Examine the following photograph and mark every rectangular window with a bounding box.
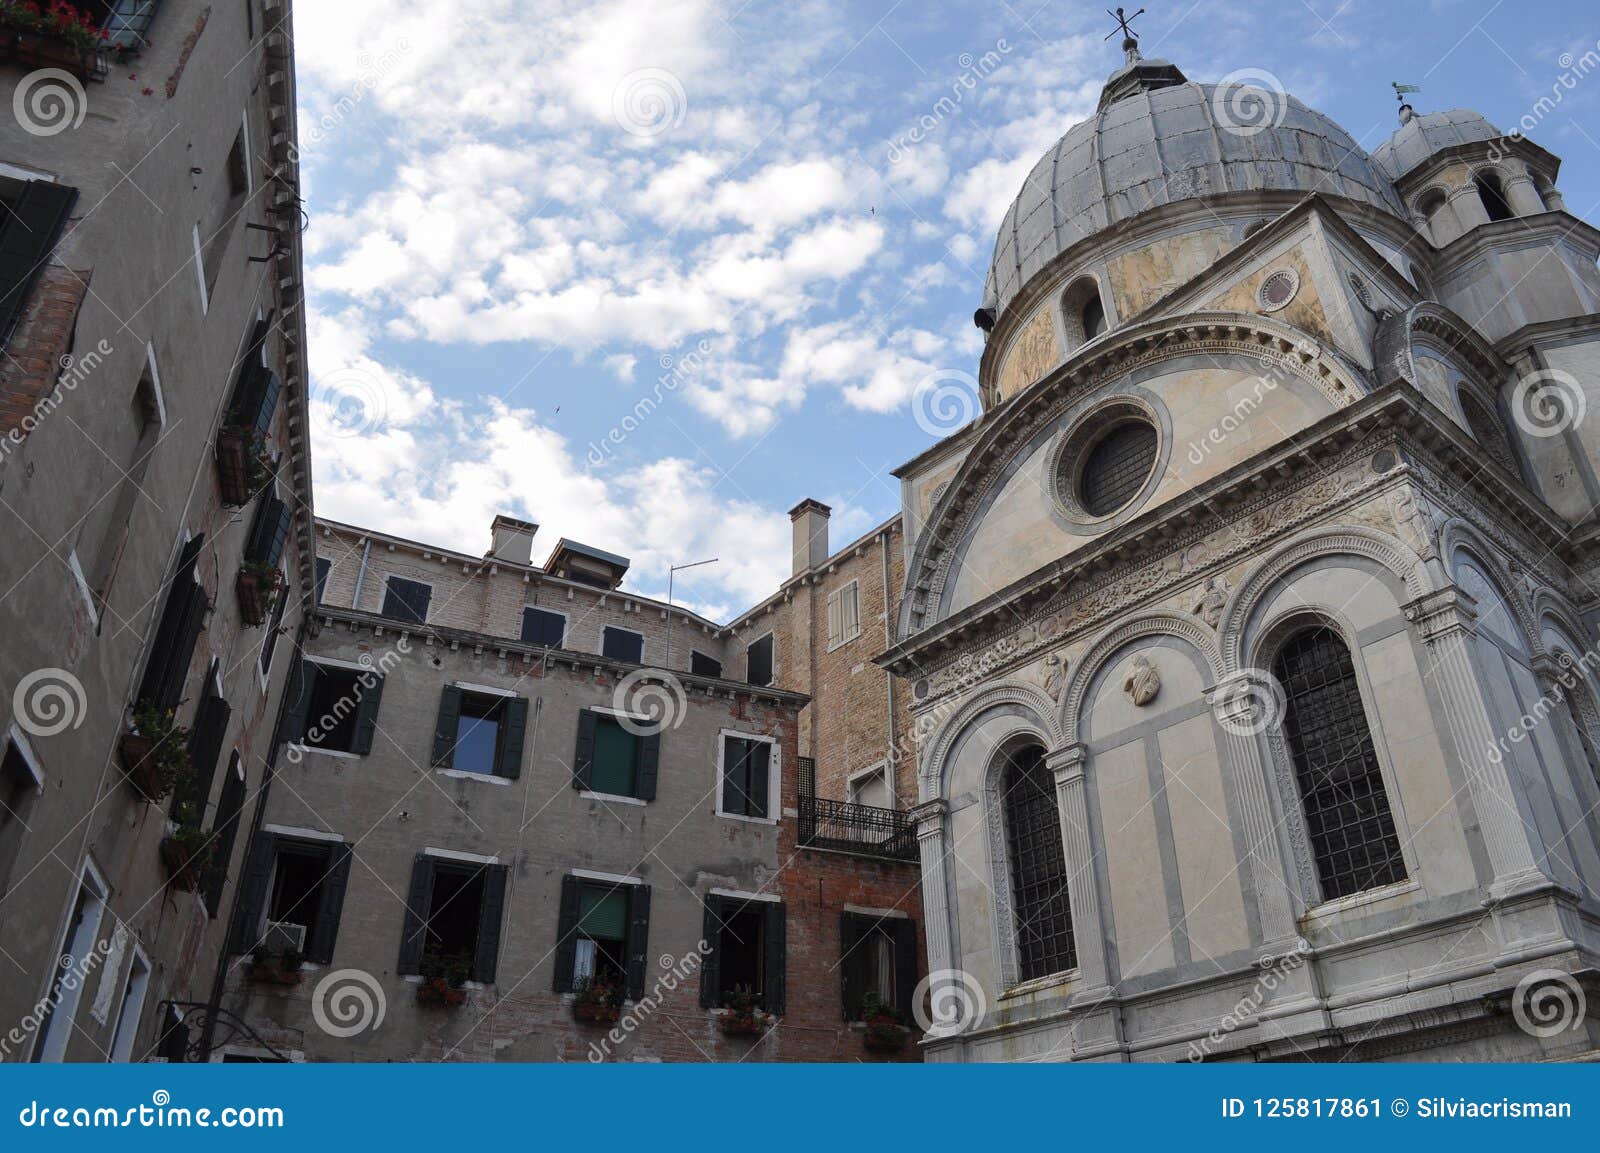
[34,862,107,1061]
[826,580,862,650]
[136,535,208,714]
[314,556,331,604]
[202,754,246,919]
[397,855,508,984]
[381,575,431,624]
[430,686,528,778]
[230,833,353,965]
[690,651,722,678]
[243,495,291,568]
[259,567,287,675]
[107,950,150,1063]
[553,875,651,1000]
[102,0,162,50]
[839,913,917,1021]
[847,763,892,808]
[287,660,385,756]
[521,606,566,647]
[173,662,230,827]
[79,352,164,626]
[0,175,77,347]
[572,710,659,800]
[719,733,774,820]
[601,626,644,664]
[700,895,785,1013]
[745,634,773,686]
[0,736,43,902]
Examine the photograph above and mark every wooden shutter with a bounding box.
[137,536,208,712]
[763,902,787,1014]
[178,681,231,823]
[839,913,864,1020]
[228,832,277,954]
[430,686,462,767]
[552,874,582,992]
[396,854,434,975]
[497,697,528,779]
[572,710,597,789]
[352,673,384,756]
[245,497,291,567]
[625,884,652,1000]
[698,897,722,1008]
[473,866,508,983]
[748,741,771,819]
[203,754,247,918]
[892,917,918,1020]
[636,730,659,801]
[826,589,842,649]
[841,582,860,642]
[281,659,313,744]
[0,179,77,345]
[720,737,744,814]
[309,843,353,964]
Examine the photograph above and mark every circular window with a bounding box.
[1257,268,1299,312]
[1078,420,1158,517]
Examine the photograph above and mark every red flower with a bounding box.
[141,87,152,95]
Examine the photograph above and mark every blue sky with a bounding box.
[290,0,1600,621]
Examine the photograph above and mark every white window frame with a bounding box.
[192,223,208,314]
[601,624,646,663]
[106,943,150,1063]
[34,857,109,1062]
[826,579,861,651]
[3,724,46,791]
[521,604,568,647]
[846,760,892,808]
[744,630,775,686]
[715,728,780,825]
[382,574,433,624]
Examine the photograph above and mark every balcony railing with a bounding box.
[797,793,918,862]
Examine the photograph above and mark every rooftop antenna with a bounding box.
[1392,81,1421,125]
[664,557,718,669]
[1105,6,1146,64]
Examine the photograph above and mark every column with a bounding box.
[1404,587,1550,898]
[910,799,954,980]
[1206,672,1301,950]
[1046,745,1112,997]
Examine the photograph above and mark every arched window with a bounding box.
[1000,744,1075,981]
[1061,277,1108,351]
[1416,188,1447,223]
[1474,170,1513,222]
[1081,294,1106,340]
[1458,389,1518,477]
[1273,627,1407,901]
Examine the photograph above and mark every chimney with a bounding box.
[488,514,539,566]
[788,499,831,576]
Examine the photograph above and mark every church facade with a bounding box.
[880,45,1600,1061]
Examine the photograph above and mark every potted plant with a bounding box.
[416,951,470,1007]
[717,987,770,1037]
[159,822,214,891]
[246,944,305,986]
[859,992,909,1054]
[4,1,106,79]
[236,561,283,627]
[571,975,623,1024]
[119,702,190,803]
[215,425,273,506]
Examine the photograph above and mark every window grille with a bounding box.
[1002,745,1075,981]
[1080,422,1156,516]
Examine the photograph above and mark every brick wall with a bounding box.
[0,266,89,444]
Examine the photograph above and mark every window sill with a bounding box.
[435,768,510,787]
[999,968,1078,1001]
[580,789,646,806]
[292,745,362,761]
[716,810,777,826]
[1303,879,1420,921]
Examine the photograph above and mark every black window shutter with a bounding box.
[430,686,462,767]
[721,738,744,814]
[137,536,207,712]
[572,710,597,789]
[228,832,277,954]
[396,854,434,975]
[309,843,353,965]
[636,731,659,800]
[748,741,771,818]
[281,659,313,744]
[698,897,722,1008]
[232,364,280,435]
[839,913,864,1021]
[473,866,508,983]
[552,874,582,992]
[892,917,918,1020]
[497,697,528,779]
[352,673,384,756]
[763,902,787,1014]
[203,754,247,918]
[178,685,231,823]
[0,180,77,346]
[625,884,651,1000]
[245,498,291,567]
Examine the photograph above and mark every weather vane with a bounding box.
[1391,81,1421,103]
[1105,7,1145,44]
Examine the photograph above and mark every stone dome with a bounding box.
[1372,109,1502,181]
[983,77,1406,321]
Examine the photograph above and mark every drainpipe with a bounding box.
[881,529,898,809]
[351,537,372,610]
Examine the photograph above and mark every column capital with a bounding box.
[910,798,949,838]
[1404,585,1479,643]
[1046,743,1088,784]
[1205,669,1280,729]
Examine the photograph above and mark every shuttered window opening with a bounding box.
[826,580,861,650]
[313,557,331,605]
[244,496,291,568]
[839,913,918,1021]
[430,686,528,778]
[520,606,565,647]
[285,661,384,756]
[690,650,722,678]
[601,626,644,664]
[552,875,652,1000]
[745,633,774,686]
[719,735,772,819]
[381,575,431,624]
[699,895,785,1013]
[136,535,209,714]
[571,709,659,800]
[174,662,231,826]
[202,754,247,919]
[229,833,353,965]
[396,855,508,984]
[0,176,78,348]
[258,568,288,676]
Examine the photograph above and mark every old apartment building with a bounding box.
[0,1,315,1061]
[219,511,924,1061]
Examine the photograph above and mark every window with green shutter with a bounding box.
[553,876,652,999]
[572,710,659,800]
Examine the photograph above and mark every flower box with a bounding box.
[119,732,166,801]
[573,1000,621,1024]
[246,961,304,986]
[415,977,468,1007]
[13,31,94,80]
[236,566,282,627]
[215,427,271,507]
[159,833,213,891]
[717,1012,768,1037]
[862,1018,909,1053]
